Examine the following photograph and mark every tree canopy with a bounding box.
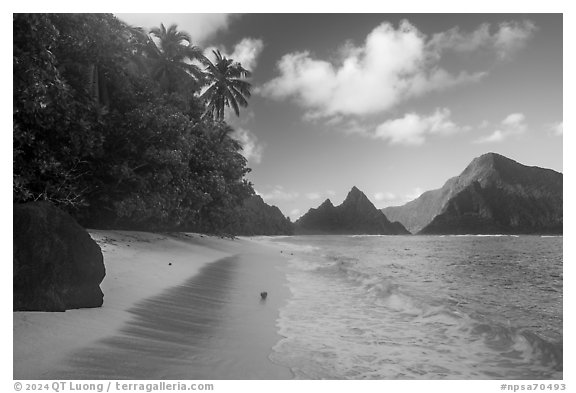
[13,13,255,232]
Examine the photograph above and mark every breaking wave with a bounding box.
[269,235,563,379]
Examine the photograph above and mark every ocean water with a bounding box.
[266,235,563,380]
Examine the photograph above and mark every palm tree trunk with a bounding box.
[86,64,100,103]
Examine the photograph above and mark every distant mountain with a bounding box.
[295,186,409,235]
[382,153,563,235]
[225,195,294,236]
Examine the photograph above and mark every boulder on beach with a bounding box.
[13,202,106,311]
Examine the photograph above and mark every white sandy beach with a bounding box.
[13,231,292,380]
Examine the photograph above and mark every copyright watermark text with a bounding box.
[500,384,566,392]
[13,382,214,392]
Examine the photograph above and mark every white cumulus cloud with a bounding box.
[260,20,484,118]
[374,108,462,146]
[230,128,264,164]
[474,113,527,143]
[493,20,538,60]
[260,18,536,119]
[549,121,563,136]
[205,38,264,71]
[427,20,537,60]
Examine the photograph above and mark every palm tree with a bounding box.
[200,50,252,121]
[140,23,205,93]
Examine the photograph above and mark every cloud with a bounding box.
[479,120,491,129]
[374,192,396,202]
[379,187,425,207]
[305,192,322,201]
[230,38,264,71]
[373,108,462,146]
[225,108,255,125]
[428,20,537,60]
[289,209,301,219]
[258,186,299,202]
[476,130,506,143]
[427,23,492,54]
[230,128,264,164]
[116,13,235,45]
[549,121,563,136]
[260,19,536,119]
[474,113,527,143]
[405,187,424,201]
[493,21,538,60]
[261,20,484,118]
[205,38,264,71]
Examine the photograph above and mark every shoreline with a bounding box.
[13,231,293,380]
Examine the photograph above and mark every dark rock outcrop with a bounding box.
[295,186,410,235]
[13,202,106,311]
[224,195,294,236]
[383,153,563,235]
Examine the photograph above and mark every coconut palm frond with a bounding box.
[137,23,206,93]
[200,50,253,121]
[224,88,241,117]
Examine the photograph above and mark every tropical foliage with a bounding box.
[144,23,205,93]
[13,13,254,232]
[200,50,252,121]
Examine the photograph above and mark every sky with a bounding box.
[115,13,563,221]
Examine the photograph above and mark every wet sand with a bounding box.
[14,232,292,380]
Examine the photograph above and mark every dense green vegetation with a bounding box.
[13,13,255,232]
[222,195,294,236]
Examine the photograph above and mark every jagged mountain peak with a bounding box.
[460,152,508,180]
[467,152,515,170]
[475,151,508,162]
[295,186,409,235]
[460,152,560,189]
[319,198,335,208]
[342,186,371,205]
[382,152,562,234]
